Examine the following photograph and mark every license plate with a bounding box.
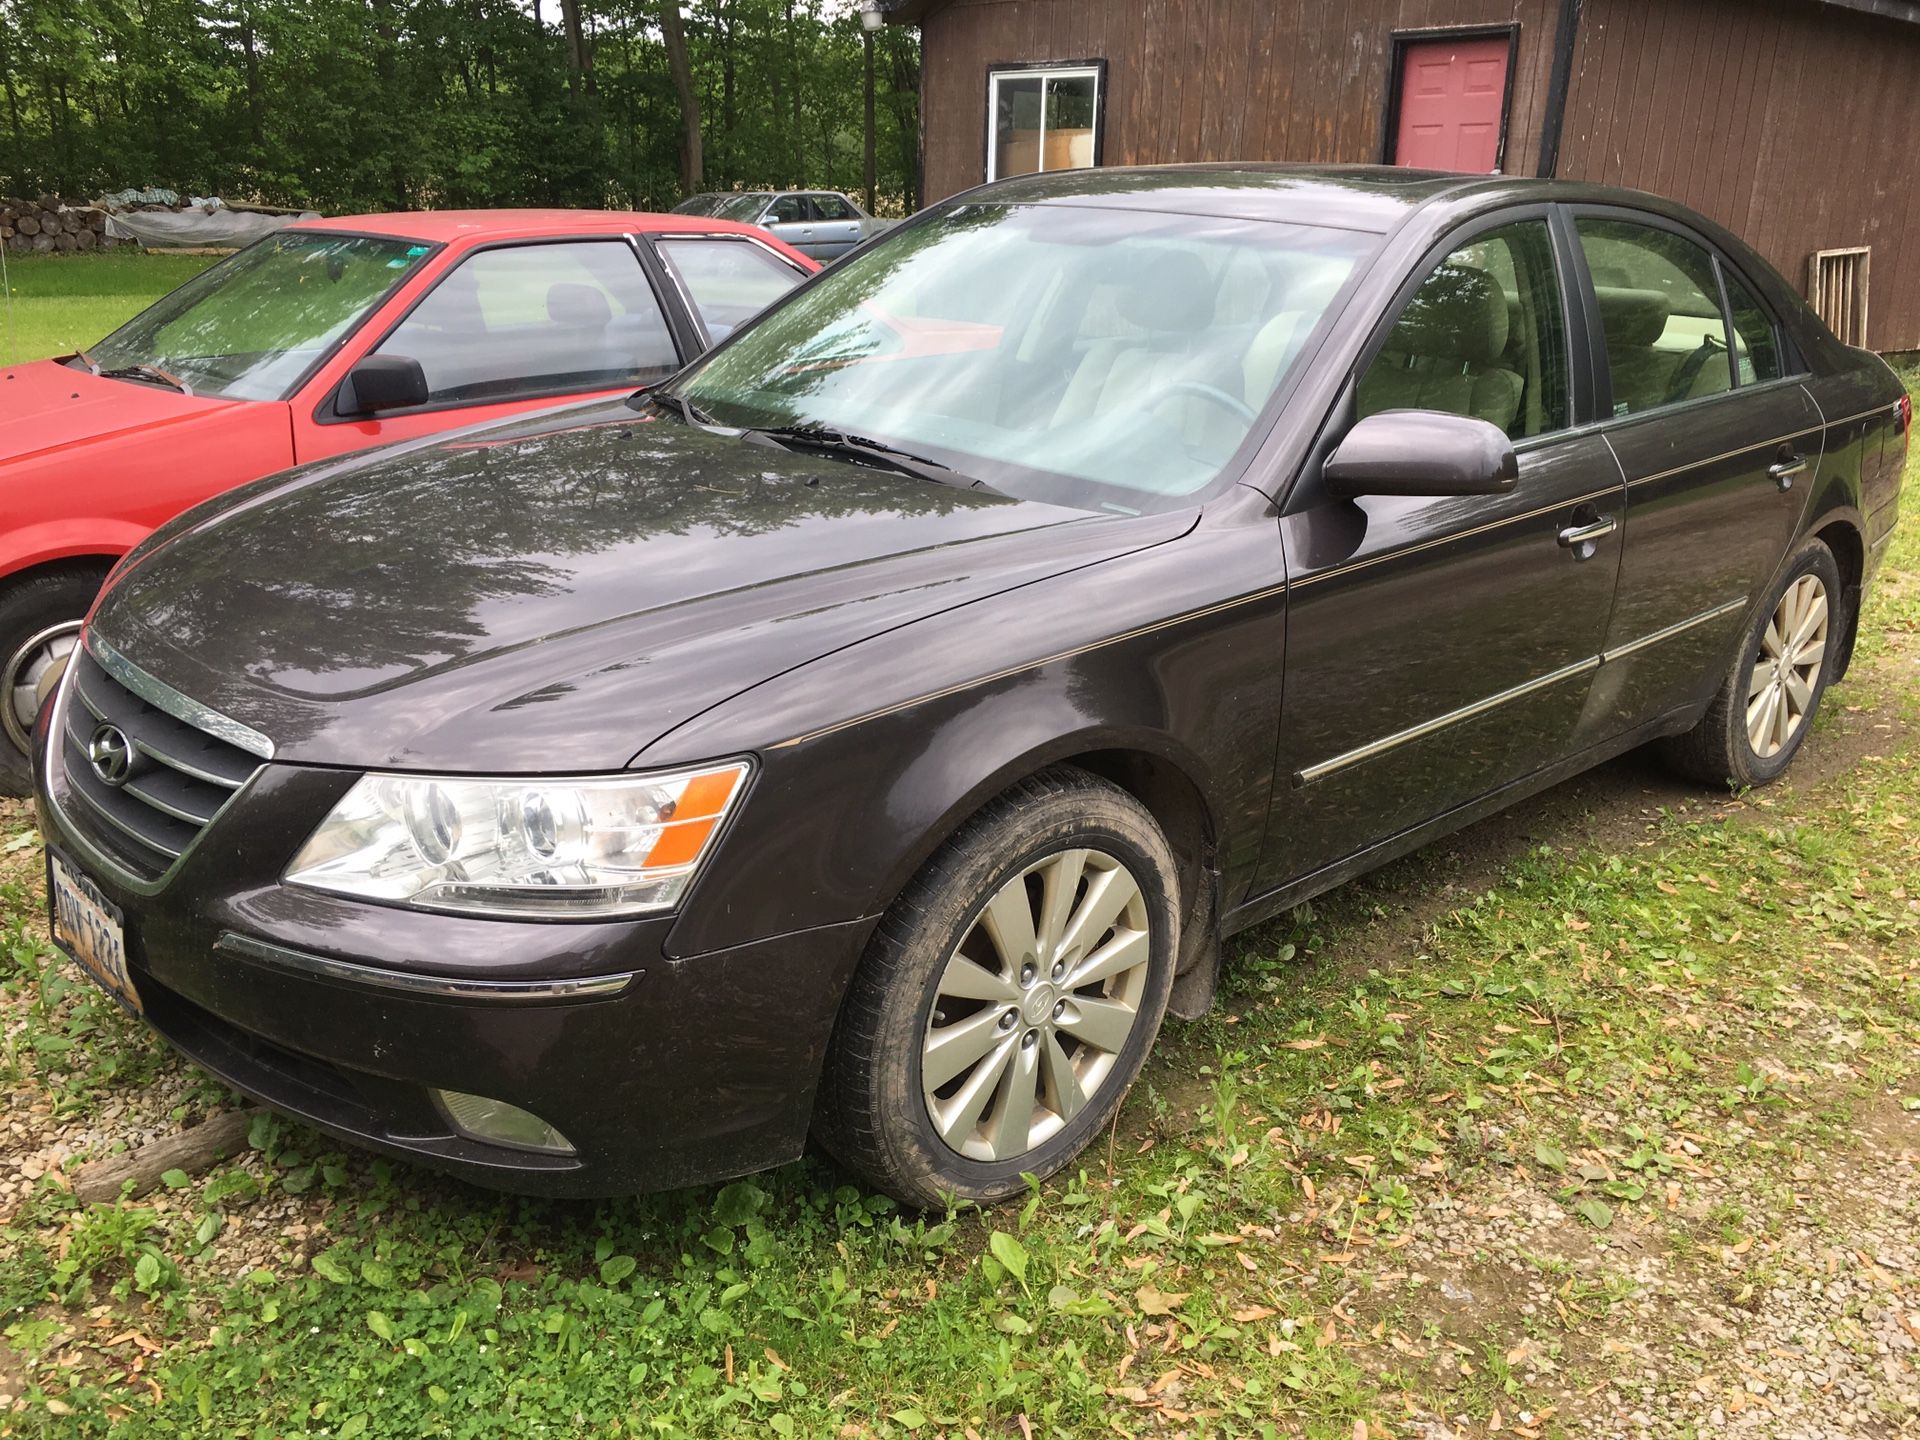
[48,851,141,1015]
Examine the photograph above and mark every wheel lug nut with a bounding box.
[1050,962,1065,981]
[1021,1030,1038,1049]
[1052,999,1065,1019]
[999,1010,1017,1030]
[1019,963,1036,986]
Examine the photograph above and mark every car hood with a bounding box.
[0,358,242,462]
[94,400,1191,771]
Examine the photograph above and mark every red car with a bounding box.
[0,209,816,791]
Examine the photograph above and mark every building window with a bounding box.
[987,63,1104,182]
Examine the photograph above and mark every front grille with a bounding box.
[59,651,262,880]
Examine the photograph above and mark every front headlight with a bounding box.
[284,760,750,918]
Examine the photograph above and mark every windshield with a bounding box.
[673,202,1377,512]
[83,231,431,400]
[673,194,727,216]
[710,194,772,223]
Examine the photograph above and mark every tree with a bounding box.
[0,0,919,216]
[659,0,703,192]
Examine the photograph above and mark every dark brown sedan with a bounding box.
[34,166,1908,1207]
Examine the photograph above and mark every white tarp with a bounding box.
[102,205,318,249]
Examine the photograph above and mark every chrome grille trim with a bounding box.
[49,644,268,890]
[90,635,274,759]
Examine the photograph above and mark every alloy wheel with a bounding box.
[1747,573,1828,759]
[2,620,81,757]
[920,847,1152,1163]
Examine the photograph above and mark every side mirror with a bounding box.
[1323,411,1519,499]
[337,354,429,416]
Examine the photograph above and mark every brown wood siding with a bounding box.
[916,0,1920,349]
[919,0,1560,199]
[1559,0,1920,350]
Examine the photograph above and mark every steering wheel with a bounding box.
[1152,379,1256,424]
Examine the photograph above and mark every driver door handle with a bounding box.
[1557,515,1618,555]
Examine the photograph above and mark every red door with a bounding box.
[1392,35,1511,173]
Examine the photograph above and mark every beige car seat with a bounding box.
[1053,252,1236,453]
[1594,285,1732,413]
[1355,264,1524,432]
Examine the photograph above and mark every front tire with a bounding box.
[1661,538,1843,788]
[815,767,1179,1208]
[2,566,111,797]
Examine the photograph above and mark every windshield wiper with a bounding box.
[630,384,712,426]
[69,347,100,376]
[100,363,192,395]
[744,424,994,492]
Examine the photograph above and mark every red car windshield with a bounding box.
[82,231,431,401]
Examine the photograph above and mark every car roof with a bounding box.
[288,209,778,244]
[965,163,1679,235]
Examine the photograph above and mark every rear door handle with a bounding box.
[1768,455,1806,491]
[1557,515,1618,559]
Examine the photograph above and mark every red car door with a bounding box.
[291,236,693,464]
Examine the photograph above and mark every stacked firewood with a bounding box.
[1,198,110,253]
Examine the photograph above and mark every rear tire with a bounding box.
[1661,538,1843,789]
[814,767,1179,1209]
[1,566,111,798]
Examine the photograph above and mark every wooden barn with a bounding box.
[877,0,1920,351]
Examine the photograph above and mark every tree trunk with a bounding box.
[720,1,736,181]
[240,10,265,148]
[0,15,24,151]
[787,0,801,181]
[560,0,590,96]
[862,28,876,214]
[660,0,702,193]
[885,31,921,210]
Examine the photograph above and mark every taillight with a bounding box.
[1900,392,1912,445]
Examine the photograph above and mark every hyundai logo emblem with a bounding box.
[88,722,135,787]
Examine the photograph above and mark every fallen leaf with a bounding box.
[1134,1284,1188,1316]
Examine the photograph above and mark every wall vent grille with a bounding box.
[1809,246,1871,347]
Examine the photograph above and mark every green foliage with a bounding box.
[0,0,920,215]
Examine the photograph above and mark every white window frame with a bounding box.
[986,63,1104,183]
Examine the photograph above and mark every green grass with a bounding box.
[0,251,218,366]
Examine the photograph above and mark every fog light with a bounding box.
[433,1089,575,1155]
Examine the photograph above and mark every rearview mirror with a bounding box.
[337,354,429,416]
[1323,411,1519,499]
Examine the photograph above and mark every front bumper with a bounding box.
[35,747,875,1197]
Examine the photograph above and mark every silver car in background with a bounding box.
[672,190,896,261]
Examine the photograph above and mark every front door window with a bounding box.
[1358,220,1569,440]
[375,241,678,407]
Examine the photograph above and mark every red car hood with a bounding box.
[0,359,241,462]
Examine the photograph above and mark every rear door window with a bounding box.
[1722,270,1784,385]
[658,238,806,342]
[1576,219,1733,416]
[812,194,857,221]
[375,241,679,406]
